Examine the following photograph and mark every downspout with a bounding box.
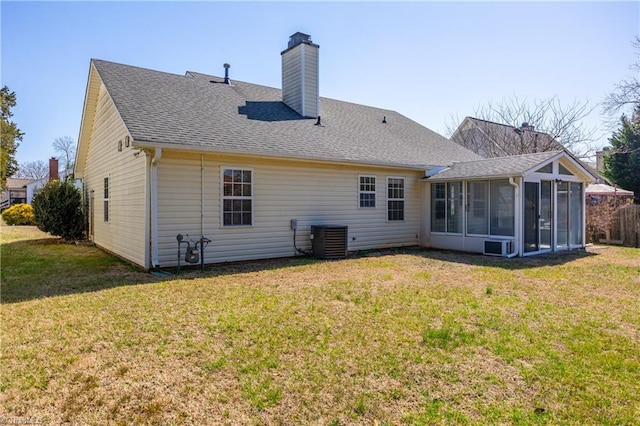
[201,155,205,238]
[151,148,162,268]
[507,177,520,258]
[581,182,587,249]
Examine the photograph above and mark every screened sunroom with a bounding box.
[425,151,596,257]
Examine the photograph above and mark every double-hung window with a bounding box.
[222,168,252,226]
[359,175,376,208]
[387,177,404,221]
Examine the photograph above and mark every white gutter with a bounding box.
[150,148,162,267]
[131,140,431,171]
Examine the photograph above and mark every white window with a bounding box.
[359,175,376,208]
[387,177,404,221]
[489,179,514,236]
[447,182,463,233]
[222,168,253,226]
[467,181,488,235]
[430,182,462,234]
[103,177,109,222]
[431,182,446,232]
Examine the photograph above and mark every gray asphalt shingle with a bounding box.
[92,59,481,169]
[427,151,562,180]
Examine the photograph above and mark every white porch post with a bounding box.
[510,177,523,257]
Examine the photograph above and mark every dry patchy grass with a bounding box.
[1,223,639,424]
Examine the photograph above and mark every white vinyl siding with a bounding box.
[82,80,148,268]
[155,152,420,266]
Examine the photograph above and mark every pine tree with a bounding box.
[1,86,23,189]
[603,107,640,203]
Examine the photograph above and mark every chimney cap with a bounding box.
[223,63,230,69]
[288,32,312,47]
[282,31,319,54]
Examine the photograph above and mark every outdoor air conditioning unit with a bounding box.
[311,225,348,259]
[483,240,512,257]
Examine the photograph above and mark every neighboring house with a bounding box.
[586,183,634,205]
[26,171,81,204]
[75,32,596,269]
[588,147,635,201]
[0,178,30,211]
[25,158,62,204]
[451,117,564,158]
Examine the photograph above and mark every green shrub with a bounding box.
[32,180,85,240]
[2,203,36,225]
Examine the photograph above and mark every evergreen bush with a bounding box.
[32,180,85,240]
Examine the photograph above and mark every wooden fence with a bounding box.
[608,204,640,248]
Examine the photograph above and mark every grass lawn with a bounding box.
[2,223,639,425]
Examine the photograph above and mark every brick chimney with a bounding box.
[49,157,59,182]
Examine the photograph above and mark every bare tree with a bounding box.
[15,160,48,180]
[447,96,598,159]
[52,136,76,173]
[603,37,640,115]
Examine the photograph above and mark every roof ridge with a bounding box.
[186,70,400,115]
[92,58,188,79]
[468,116,553,136]
[451,150,562,165]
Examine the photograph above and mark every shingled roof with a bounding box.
[90,59,480,169]
[427,151,563,180]
[451,117,563,158]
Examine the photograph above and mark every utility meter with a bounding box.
[185,248,199,263]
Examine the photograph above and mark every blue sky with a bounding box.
[1,1,638,165]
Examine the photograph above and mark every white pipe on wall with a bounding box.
[150,148,162,267]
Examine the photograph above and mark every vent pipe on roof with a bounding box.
[223,63,230,84]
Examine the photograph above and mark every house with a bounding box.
[23,157,82,204]
[74,32,596,269]
[450,116,564,158]
[586,183,634,205]
[1,178,30,211]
